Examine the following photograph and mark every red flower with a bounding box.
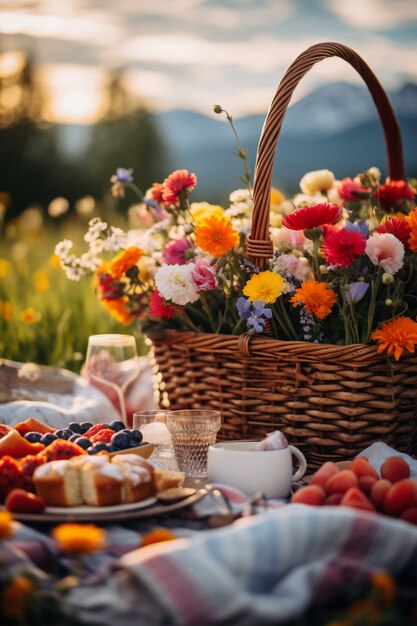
[378,180,415,210]
[95,272,124,301]
[338,177,370,201]
[282,203,342,231]
[150,182,165,204]
[323,228,366,267]
[162,170,197,205]
[376,218,412,247]
[149,289,174,319]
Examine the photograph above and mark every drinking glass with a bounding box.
[85,334,139,424]
[166,410,221,478]
[133,410,177,470]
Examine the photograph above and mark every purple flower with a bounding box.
[162,239,193,265]
[236,298,272,334]
[344,220,370,239]
[343,281,369,304]
[110,168,134,183]
[191,258,218,291]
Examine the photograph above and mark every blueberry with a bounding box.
[55,429,73,440]
[92,442,107,452]
[68,422,83,434]
[130,429,143,445]
[87,446,100,455]
[109,420,126,432]
[40,433,58,445]
[104,443,117,452]
[24,431,42,443]
[69,434,81,442]
[74,437,91,450]
[111,431,133,450]
[80,422,93,434]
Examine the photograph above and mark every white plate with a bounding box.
[46,497,157,516]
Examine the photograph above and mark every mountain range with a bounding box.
[155,82,417,202]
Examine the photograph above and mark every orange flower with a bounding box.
[109,247,142,280]
[0,300,13,321]
[52,523,106,554]
[195,215,239,257]
[1,576,34,619]
[102,297,133,325]
[371,316,417,361]
[371,570,396,604]
[290,280,337,319]
[20,307,40,324]
[406,207,417,252]
[141,528,177,547]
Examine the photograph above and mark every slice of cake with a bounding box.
[33,460,82,506]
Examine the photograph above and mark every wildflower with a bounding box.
[191,202,224,223]
[20,308,40,324]
[344,219,370,239]
[155,264,199,306]
[191,258,218,291]
[406,207,417,252]
[195,215,239,257]
[34,270,49,293]
[270,187,285,206]
[75,195,95,216]
[162,239,193,265]
[0,259,11,278]
[149,289,174,319]
[371,316,417,360]
[282,203,342,231]
[108,247,142,280]
[236,298,272,333]
[18,362,41,382]
[0,510,13,539]
[323,228,366,267]
[299,169,335,195]
[343,282,369,304]
[1,576,34,620]
[338,177,371,201]
[290,280,337,319]
[270,253,313,284]
[243,270,285,304]
[162,169,197,205]
[102,297,133,324]
[0,300,13,321]
[110,167,133,183]
[376,218,411,247]
[52,523,106,554]
[365,233,405,274]
[141,528,177,547]
[148,182,165,204]
[49,254,61,268]
[47,196,69,217]
[378,179,415,210]
[382,272,394,285]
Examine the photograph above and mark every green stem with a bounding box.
[219,108,252,195]
[125,182,144,201]
[366,267,383,342]
[312,238,322,281]
[199,292,216,332]
[176,308,201,332]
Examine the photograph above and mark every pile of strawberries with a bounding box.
[291,455,417,525]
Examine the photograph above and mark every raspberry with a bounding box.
[326,470,358,495]
[0,456,25,501]
[90,429,114,444]
[380,456,410,483]
[290,485,326,506]
[84,424,109,439]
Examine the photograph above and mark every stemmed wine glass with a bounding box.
[85,334,139,424]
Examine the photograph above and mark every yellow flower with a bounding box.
[270,187,285,206]
[243,271,285,304]
[190,202,224,223]
[34,270,50,293]
[141,528,177,547]
[0,510,14,540]
[1,576,34,620]
[102,297,134,325]
[20,307,40,324]
[406,207,417,252]
[371,316,417,361]
[300,169,335,195]
[290,280,337,319]
[371,570,396,604]
[0,259,11,279]
[195,215,239,257]
[52,523,106,554]
[49,254,61,268]
[0,300,13,322]
[109,247,142,280]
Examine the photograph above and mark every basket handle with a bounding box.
[247,41,405,269]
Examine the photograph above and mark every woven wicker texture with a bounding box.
[152,42,416,469]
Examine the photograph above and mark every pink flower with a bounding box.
[323,228,366,267]
[162,239,193,265]
[365,233,405,274]
[149,289,174,319]
[191,258,218,291]
[162,170,197,205]
[278,226,307,248]
[338,177,370,201]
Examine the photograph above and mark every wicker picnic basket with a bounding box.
[152,42,417,470]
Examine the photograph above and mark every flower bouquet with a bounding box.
[56,42,417,468]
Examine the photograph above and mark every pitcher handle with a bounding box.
[290,445,307,482]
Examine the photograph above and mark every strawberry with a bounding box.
[0,456,25,500]
[84,423,109,439]
[5,488,46,513]
[90,429,114,444]
[340,487,376,513]
[41,440,86,462]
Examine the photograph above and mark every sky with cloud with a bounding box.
[1,0,416,122]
